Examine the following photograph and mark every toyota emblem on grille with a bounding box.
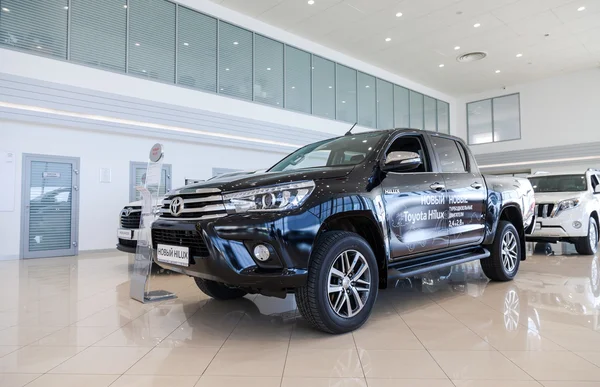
[122,208,132,217]
[170,197,185,216]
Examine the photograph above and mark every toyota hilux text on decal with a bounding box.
[151,129,535,333]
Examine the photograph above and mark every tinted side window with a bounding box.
[591,174,599,191]
[432,137,467,173]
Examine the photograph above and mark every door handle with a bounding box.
[471,182,483,189]
[430,182,445,191]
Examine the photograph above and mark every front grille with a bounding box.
[118,239,137,248]
[536,203,555,218]
[120,207,142,229]
[159,188,227,220]
[152,229,209,257]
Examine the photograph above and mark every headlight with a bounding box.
[556,198,580,213]
[223,181,315,213]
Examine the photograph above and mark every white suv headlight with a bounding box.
[224,181,315,213]
[556,198,580,214]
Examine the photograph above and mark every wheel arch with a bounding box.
[316,212,389,289]
[498,204,527,261]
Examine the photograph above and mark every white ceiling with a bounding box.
[209,0,600,96]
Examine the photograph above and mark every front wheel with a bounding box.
[481,221,521,281]
[575,217,598,255]
[295,231,379,334]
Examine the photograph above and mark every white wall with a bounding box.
[456,68,600,155]
[0,120,285,260]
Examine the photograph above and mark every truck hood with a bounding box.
[534,192,585,203]
[169,166,355,195]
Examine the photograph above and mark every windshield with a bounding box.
[528,175,587,193]
[269,132,386,172]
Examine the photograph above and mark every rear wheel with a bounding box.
[194,278,247,300]
[575,217,598,255]
[481,221,521,281]
[296,231,378,334]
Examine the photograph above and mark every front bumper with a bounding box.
[527,207,588,241]
[151,211,319,292]
[116,228,140,254]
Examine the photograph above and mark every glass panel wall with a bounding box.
[437,101,450,134]
[336,64,357,123]
[409,90,424,130]
[467,94,520,144]
[254,34,283,107]
[394,85,410,128]
[285,46,311,114]
[424,95,437,132]
[312,56,335,119]
[358,72,376,128]
[218,21,252,100]
[377,79,393,129]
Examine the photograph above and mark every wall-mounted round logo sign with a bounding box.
[149,143,164,162]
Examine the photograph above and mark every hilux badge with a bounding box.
[170,197,184,216]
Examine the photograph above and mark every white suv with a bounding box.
[527,169,600,255]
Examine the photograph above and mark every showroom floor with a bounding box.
[1,250,600,387]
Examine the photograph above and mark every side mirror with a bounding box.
[383,151,422,172]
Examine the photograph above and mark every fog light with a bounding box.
[573,221,582,229]
[253,244,270,261]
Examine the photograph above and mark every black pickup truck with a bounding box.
[151,129,535,333]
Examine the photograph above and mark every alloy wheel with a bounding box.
[590,220,598,254]
[327,250,371,318]
[502,231,518,273]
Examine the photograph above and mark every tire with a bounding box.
[194,278,247,300]
[575,217,598,256]
[295,231,379,334]
[481,221,521,281]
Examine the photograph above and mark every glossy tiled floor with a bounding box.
[1,246,600,387]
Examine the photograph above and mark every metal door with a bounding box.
[21,154,80,259]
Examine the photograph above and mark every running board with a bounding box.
[388,247,490,278]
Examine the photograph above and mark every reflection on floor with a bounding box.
[1,248,600,387]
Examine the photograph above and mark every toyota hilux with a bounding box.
[151,129,535,333]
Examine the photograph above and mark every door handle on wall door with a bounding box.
[471,182,483,189]
[430,183,445,191]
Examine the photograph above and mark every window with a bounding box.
[437,101,450,134]
[529,175,587,193]
[128,0,176,82]
[254,35,283,106]
[312,55,335,119]
[424,95,437,132]
[270,131,385,172]
[285,46,311,114]
[0,0,68,58]
[218,22,252,100]
[129,162,172,202]
[467,93,520,144]
[358,72,376,128]
[591,175,599,192]
[177,6,217,92]
[70,0,127,72]
[385,136,430,173]
[394,86,410,128]
[377,79,393,129]
[409,90,424,130]
[336,64,357,123]
[432,137,467,173]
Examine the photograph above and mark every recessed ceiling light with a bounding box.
[267,67,271,71]
[1,7,9,12]
[495,70,501,73]
[220,88,224,91]
[474,23,481,28]
[454,46,460,50]
[142,70,147,73]
[516,53,523,58]
[577,6,586,11]
[183,42,189,46]
[123,5,127,8]
[308,0,315,4]
[225,68,229,71]
[395,12,403,17]
[328,86,332,88]
[439,64,445,68]
[36,46,42,49]
[291,86,295,89]
[385,37,391,42]
[342,100,346,103]
[233,41,239,45]
[63,6,68,10]
[135,42,140,46]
